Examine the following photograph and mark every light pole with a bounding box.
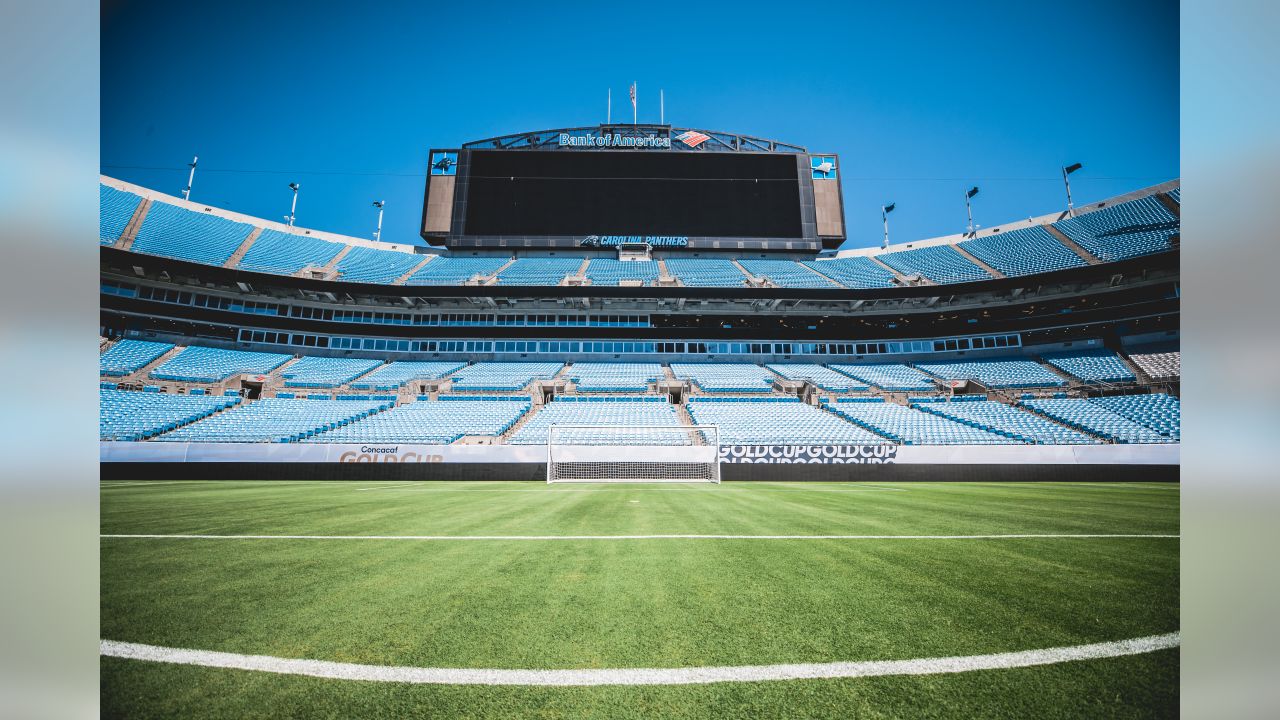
[965,186,980,235]
[1062,162,1082,216]
[372,200,385,242]
[182,155,198,201]
[881,202,896,249]
[285,182,299,227]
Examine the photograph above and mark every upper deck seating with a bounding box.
[131,201,254,266]
[1051,196,1179,261]
[584,259,659,286]
[496,257,582,285]
[958,226,1086,277]
[877,245,991,284]
[405,256,508,285]
[803,257,897,288]
[664,258,748,287]
[237,229,343,274]
[335,246,425,284]
[100,184,142,245]
[737,259,837,288]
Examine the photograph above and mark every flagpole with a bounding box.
[634,81,638,125]
[661,89,664,124]
[607,88,611,124]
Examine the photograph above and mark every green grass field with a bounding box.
[101,481,1179,718]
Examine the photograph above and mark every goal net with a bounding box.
[546,424,720,483]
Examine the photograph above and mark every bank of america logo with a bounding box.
[676,130,710,148]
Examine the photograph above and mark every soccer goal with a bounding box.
[546,424,720,483]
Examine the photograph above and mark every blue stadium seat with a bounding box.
[670,363,776,393]
[100,339,174,376]
[738,259,837,288]
[1051,196,1178,261]
[306,398,530,444]
[335,246,425,284]
[150,346,292,383]
[916,359,1066,388]
[689,397,888,445]
[406,256,508,285]
[131,201,254,266]
[238,229,343,274]
[1041,350,1136,383]
[914,400,1097,444]
[664,258,748,287]
[828,399,1010,445]
[568,362,663,392]
[1019,397,1174,443]
[766,364,871,391]
[509,397,683,445]
[803,257,897,288]
[100,388,239,441]
[877,245,991,284]
[449,362,563,391]
[496,257,583,285]
[349,361,466,390]
[584,258,660,286]
[100,184,142,245]
[828,363,936,391]
[1088,393,1180,440]
[158,397,392,443]
[958,226,1086,277]
[279,356,383,388]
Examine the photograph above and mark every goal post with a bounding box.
[546,424,720,483]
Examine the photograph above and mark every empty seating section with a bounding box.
[689,398,887,445]
[568,363,663,392]
[100,339,174,376]
[671,363,776,392]
[1130,351,1179,380]
[406,256,508,285]
[237,229,343,274]
[509,397,683,445]
[349,361,465,390]
[1090,394,1180,440]
[100,184,142,245]
[1167,188,1180,204]
[279,356,383,388]
[335,246,425,283]
[664,258,747,287]
[159,398,390,442]
[804,257,896,288]
[130,201,253,266]
[738,259,836,288]
[100,388,239,441]
[877,245,991,284]
[496,257,582,285]
[917,360,1066,388]
[829,400,1009,444]
[584,259,659,285]
[1019,398,1171,443]
[1042,350,1136,383]
[150,346,292,382]
[306,399,529,444]
[766,364,870,391]
[449,362,563,391]
[958,226,1086,277]
[915,400,1096,444]
[829,364,936,391]
[1052,196,1178,261]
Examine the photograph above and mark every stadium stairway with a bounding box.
[1044,224,1102,265]
[951,244,1006,279]
[728,259,759,286]
[392,256,434,285]
[485,257,519,284]
[498,399,546,443]
[1155,192,1182,217]
[224,228,263,269]
[114,197,151,251]
[870,255,917,285]
[320,244,354,273]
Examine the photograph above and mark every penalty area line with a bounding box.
[100,632,1179,686]
[99,533,1180,541]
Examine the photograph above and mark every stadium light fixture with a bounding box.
[372,200,385,242]
[1062,163,1083,216]
[881,202,896,249]
[181,155,198,201]
[286,182,300,227]
[965,186,980,235]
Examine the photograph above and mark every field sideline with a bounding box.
[101,481,1179,718]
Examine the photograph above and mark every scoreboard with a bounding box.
[421,125,846,252]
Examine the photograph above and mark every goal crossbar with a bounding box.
[546,424,720,483]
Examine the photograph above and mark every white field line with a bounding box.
[100,533,1179,541]
[100,632,1179,686]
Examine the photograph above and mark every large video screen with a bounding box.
[461,150,802,238]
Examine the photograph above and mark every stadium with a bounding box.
[99,117,1179,716]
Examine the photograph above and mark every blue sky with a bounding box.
[101,0,1178,249]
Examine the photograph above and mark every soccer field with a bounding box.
[100,481,1179,718]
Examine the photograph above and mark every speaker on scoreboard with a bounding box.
[809,154,845,246]
[421,150,458,244]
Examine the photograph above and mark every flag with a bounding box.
[1064,162,1082,174]
[629,82,636,110]
[967,186,980,198]
[884,202,896,214]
